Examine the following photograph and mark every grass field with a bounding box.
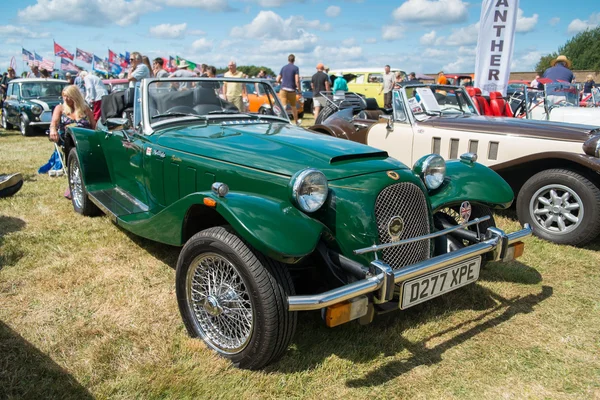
[1,124,600,399]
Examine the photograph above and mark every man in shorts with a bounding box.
[276,54,300,125]
[311,63,330,120]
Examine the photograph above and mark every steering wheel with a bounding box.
[165,106,198,115]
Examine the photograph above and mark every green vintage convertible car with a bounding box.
[2,78,68,136]
[61,77,531,369]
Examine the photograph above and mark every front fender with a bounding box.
[118,191,325,262]
[429,160,514,211]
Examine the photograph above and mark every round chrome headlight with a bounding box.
[31,105,42,115]
[421,154,446,190]
[291,168,328,213]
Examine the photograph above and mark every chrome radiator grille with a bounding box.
[374,182,431,269]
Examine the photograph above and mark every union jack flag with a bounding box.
[54,41,74,60]
[76,48,93,64]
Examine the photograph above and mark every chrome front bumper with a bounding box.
[287,222,531,312]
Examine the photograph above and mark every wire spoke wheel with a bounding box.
[529,184,583,234]
[186,253,254,354]
[69,160,84,210]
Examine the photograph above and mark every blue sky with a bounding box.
[0,0,598,76]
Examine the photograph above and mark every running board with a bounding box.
[88,187,149,222]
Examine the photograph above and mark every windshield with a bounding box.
[544,83,579,108]
[147,79,288,127]
[20,82,66,99]
[400,84,478,119]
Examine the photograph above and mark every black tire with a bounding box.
[67,148,101,216]
[516,169,600,246]
[1,109,13,130]
[176,226,297,370]
[315,103,337,124]
[19,115,33,136]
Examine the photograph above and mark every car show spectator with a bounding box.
[583,74,596,94]
[40,69,50,78]
[436,70,448,85]
[223,60,247,113]
[1,67,16,100]
[276,54,301,125]
[407,72,421,84]
[152,57,169,78]
[80,71,108,122]
[207,65,217,78]
[48,85,96,199]
[311,63,330,120]
[379,65,395,108]
[543,55,575,83]
[74,72,86,97]
[200,64,208,77]
[169,60,197,90]
[27,65,41,78]
[530,75,540,88]
[142,56,154,78]
[128,52,151,88]
[65,72,74,84]
[257,69,267,79]
[332,71,348,92]
[393,71,404,88]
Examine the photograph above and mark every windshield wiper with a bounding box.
[151,112,207,120]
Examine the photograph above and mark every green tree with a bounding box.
[535,26,600,73]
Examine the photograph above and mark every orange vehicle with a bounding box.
[443,74,474,86]
[245,82,304,118]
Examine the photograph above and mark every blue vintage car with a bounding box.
[2,78,68,136]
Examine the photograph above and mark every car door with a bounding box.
[4,83,18,125]
[366,90,415,164]
[103,127,150,206]
[366,73,383,106]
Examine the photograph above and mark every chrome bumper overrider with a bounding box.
[287,222,531,311]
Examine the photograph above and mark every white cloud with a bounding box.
[382,25,405,41]
[188,29,206,35]
[392,0,468,25]
[258,31,319,53]
[457,46,475,55]
[314,45,363,62]
[162,0,229,11]
[230,11,330,40]
[251,0,304,6]
[419,30,436,45]
[549,17,560,26]
[567,13,600,34]
[325,5,341,17]
[442,56,474,72]
[0,25,50,38]
[437,23,479,46]
[511,50,543,71]
[149,23,187,39]
[191,38,213,51]
[516,9,538,33]
[364,37,377,44]
[342,38,355,46]
[422,48,448,58]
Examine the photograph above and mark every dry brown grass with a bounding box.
[1,126,600,399]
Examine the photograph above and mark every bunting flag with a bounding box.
[108,49,117,64]
[186,60,197,71]
[109,62,122,75]
[33,52,43,67]
[60,58,78,72]
[54,41,74,60]
[40,58,55,71]
[76,48,93,64]
[168,56,177,71]
[22,48,33,62]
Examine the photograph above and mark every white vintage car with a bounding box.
[310,84,600,246]
[509,82,600,126]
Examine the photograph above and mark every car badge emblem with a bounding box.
[387,171,400,180]
[460,201,472,223]
[146,147,152,156]
[388,216,405,241]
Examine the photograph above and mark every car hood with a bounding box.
[418,115,599,142]
[28,97,63,111]
[155,122,409,180]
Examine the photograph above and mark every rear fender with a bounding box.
[429,160,514,211]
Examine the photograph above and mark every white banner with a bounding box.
[474,0,519,96]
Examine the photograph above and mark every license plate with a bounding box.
[400,257,481,310]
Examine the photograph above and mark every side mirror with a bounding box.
[379,115,394,131]
[106,117,131,131]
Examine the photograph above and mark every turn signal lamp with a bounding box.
[504,241,525,261]
[325,296,368,327]
[203,198,217,207]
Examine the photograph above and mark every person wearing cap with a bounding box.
[311,63,330,119]
[169,60,197,90]
[543,55,575,83]
[128,52,151,88]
